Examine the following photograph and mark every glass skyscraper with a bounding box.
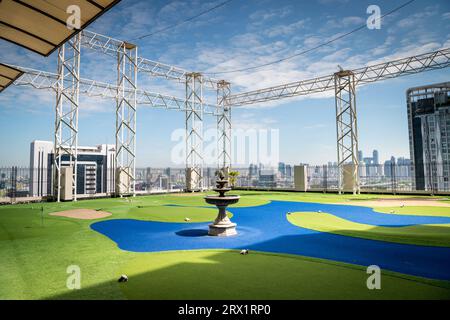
[407,82,450,191]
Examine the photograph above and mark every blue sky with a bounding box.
[0,0,449,167]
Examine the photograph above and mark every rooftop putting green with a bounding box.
[1,191,450,300]
[91,200,450,281]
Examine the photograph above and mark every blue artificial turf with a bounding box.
[91,201,450,281]
[270,200,450,226]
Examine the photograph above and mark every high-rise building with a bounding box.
[29,140,53,197]
[358,160,367,178]
[384,156,396,177]
[29,141,116,197]
[358,149,381,176]
[372,150,379,165]
[285,164,292,178]
[407,82,450,190]
[357,150,363,162]
[258,169,277,188]
[278,162,286,177]
[397,157,412,178]
[248,164,258,177]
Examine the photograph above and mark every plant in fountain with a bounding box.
[228,171,240,188]
[204,169,240,236]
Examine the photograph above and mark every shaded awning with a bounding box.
[0,0,121,56]
[0,63,24,93]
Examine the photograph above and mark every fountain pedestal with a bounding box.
[205,196,239,236]
[204,177,240,237]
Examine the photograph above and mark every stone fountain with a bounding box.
[204,169,240,236]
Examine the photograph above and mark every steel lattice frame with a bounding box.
[12,65,220,114]
[116,42,138,197]
[228,48,450,106]
[185,72,204,191]
[334,70,359,194]
[80,30,220,90]
[217,80,232,171]
[54,33,81,202]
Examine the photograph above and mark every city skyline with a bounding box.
[1,0,449,167]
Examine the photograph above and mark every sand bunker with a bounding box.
[336,198,450,208]
[50,209,111,220]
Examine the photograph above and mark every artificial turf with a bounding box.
[287,211,450,247]
[116,250,450,300]
[374,206,450,217]
[1,191,450,300]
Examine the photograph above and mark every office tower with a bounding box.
[258,169,277,188]
[285,164,292,178]
[357,150,363,162]
[384,156,396,177]
[372,150,379,165]
[248,163,258,177]
[30,140,115,196]
[397,157,412,178]
[278,162,286,177]
[407,82,450,190]
[29,140,53,197]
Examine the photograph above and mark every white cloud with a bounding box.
[232,116,278,130]
[321,15,365,32]
[0,86,53,115]
[342,16,365,26]
[264,19,309,38]
[396,5,439,28]
[249,6,292,24]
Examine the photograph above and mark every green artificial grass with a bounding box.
[374,206,450,217]
[120,205,232,223]
[1,191,450,300]
[287,211,450,247]
[0,206,126,299]
[230,190,422,204]
[116,250,450,300]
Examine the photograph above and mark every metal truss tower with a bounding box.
[334,70,359,194]
[54,33,81,202]
[116,42,137,197]
[185,72,204,191]
[217,80,232,172]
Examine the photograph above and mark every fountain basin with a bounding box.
[204,195,240,237]
[204,195,240,206]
